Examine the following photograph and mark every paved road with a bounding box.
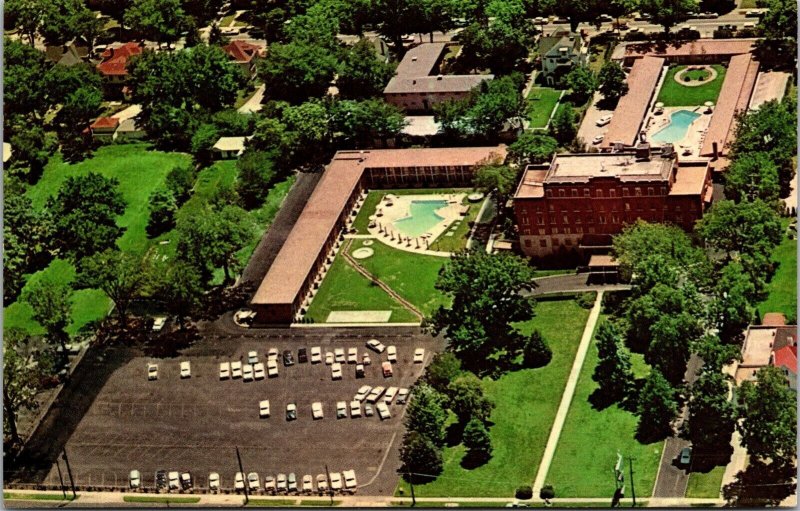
[237,84,265,114]
[527,274,631,296]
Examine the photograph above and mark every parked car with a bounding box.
[282,350,294,366]
[397,388,410,404]
[355,363,365,378]
[152,316,167,331]
[310,346,322,363]
[287,473,298,493]
[264,475,276,493]
[286,403,297,421]
[267,348,279,360]
[267,358,279,377]
[231,361,243,378]
[331,363,343,380]
[382,361,393,378]
[592,134,604,145]
[247,351,258,364]
[413,348,425,363]
[350,400,362,418]
[334,348,346,362]
[316,474,328,493]
[209,472,220,492]
[302,474,313,493]
[277,473,288,492]
[234,472,245,492]
[180,472,193,491]
[325,352,334,365]
[259,400,270,418]
[329,472,343,491]
[168,471,180,491]
[312,401,324,420]
[365,404,374,417]
[596,115,613,126]
[336,401,348,419]
[367,386,385,403]
[387,346,397,362]
[355,385,372,402]
[148,363,158,381]
[598,13,613,21]
[366,339,386,353]
[362,353,372,365]
[680,446,692,465]
[343,470,357,493]
[129,470,141,489]
[298,348,308,363]
[247,472,260,491]
[155,470,168,492]
[376,402,391,420]
[219,362,230,379]
[347,347,358,363]
[242,364,254,382]
[384,386,399,404]
[253,362,266,380]
[180,361,191,378]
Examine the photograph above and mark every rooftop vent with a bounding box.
[412,56,418,62]
[437,74,443,80]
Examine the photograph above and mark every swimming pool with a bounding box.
[393,200,448,237]
[651,109,701,144]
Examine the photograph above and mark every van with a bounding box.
[381,361,393,378]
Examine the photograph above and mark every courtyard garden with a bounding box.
[656,65,727,107]
[526,87,563,129]
[396,297,593,497]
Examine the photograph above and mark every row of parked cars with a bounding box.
[132,469,357,494]
[258,385,410,421]
[146,361,191,381]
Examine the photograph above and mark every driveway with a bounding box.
[237,85,265,114]
[576,92,614,147]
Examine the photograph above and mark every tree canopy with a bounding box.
[124,0,187,45]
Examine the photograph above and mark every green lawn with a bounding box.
[739,0,758,8]
[397,298,591,497]
[757,219,797,320]
[686,466,725,498]
[527,87,563,129]
[428,198,484,253]
[304,253,419,323]
[544,317,662,498]
[655,65,727,107]
[122,495,201,503]
[4,493,78,501]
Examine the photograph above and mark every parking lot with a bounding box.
[39,331,441,496]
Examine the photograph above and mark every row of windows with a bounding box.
[546,186,668,198]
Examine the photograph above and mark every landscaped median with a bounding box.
[4,492,78,501]
[122,495,201,504]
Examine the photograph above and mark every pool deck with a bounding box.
[643,106,711,158]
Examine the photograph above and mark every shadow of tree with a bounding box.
[460,450,491,469]
[722,459,796,507]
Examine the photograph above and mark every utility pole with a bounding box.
[61,449,77,498]
[55,459,67,499]
[407,473,416,507]
[628,456,636,507]
[236,446,248,504]
[324,464,334,506]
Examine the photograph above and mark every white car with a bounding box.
[276,473,287,492]
[209,472,220,491]
[168,471,180,491]
[366,386,385,403]
[387,346,397,363]
[287,473,298,493]
[310,346,322,363]
[264,475,276,493]
[362,353,371,366]
[129,469,141,489]
[331,363,343,380]
[253,362,266,380]
[349,400,362,418]
[384,386,399,404]
[336,401,348,419]
[343,470,357,493]
[413,348,425,364]
[259,400,270,418]
[312,401,324,420]
[267,358,279,377]
[152,316,167,331]
[347,347,358,364]
[596,115,612,127]
[316,474,328,492]
[180,361,191,378]
[286,403,297,420]
[376,402,391,420]
[592,134,604,145]
[247,472,260,491]
[234,472,245,491]
[364,404,374,417]
[219,362,230,379]
[334,348,346,363]
[397,388,410,404]
[355,385,372,402]
[302,474,313,493]
[366,339,386,353]
[247,351,258,364]
[242,364,254,382]
[325,352,334,365]
[231,361,243,378]
[329,472,343,491]
[147,363,158,381]
[267,348,279,360]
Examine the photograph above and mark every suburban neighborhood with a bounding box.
[2,0,797,508]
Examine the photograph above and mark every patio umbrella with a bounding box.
[704,101,714,107]
[655,102,664,108]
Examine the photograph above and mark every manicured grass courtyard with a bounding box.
[686,466,725,498]
[428,198,484,253]
[396,298,591,497]
[655,65,727,107]
[757,219,797,320]
[527,87,563,128]
[544,316,663,498]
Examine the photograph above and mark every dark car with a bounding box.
[180,472,193,491]
[282,350,295,366]
[355,364,365,378]
[298,348,308,363]
[155,470,168,493]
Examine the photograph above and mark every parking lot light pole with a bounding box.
[325,464,334,505]
[61,449,77,498]
[236,446,248,504]
[407,473,416,507]
[628,456,636,507]
[55,459,67,499]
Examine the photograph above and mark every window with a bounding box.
[661,187,667,195]
[564,227,571,234]
[525,239,532,247]
[648,187,654,196]
[576,226,583,234]
[540,239,547,247]
[546,190,553,198]
[558,189,565,197]
[538,228,546,235]
[635,187,642,196]
[675,205,682,212]
[589,227,596,233]
[565,238,572,246]
[521,216,530,225]
[610,189,616,198]
[552,238,560,246]
[596,189,603,198]
[625,203,630,211]
[563,215,569,224]
[612,215,620,224]
[552,227,559,235]
[537,215,544,225]
[584,188,590,197]
[599,215,606,224]
[623,187,629,196]
[675,214,683,223]
[571,188,578,197]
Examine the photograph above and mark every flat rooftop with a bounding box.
[612,39,756,61]
[385,42,494,95]
[668,163,710,196]
[394,42,448,77]
[601,56,664,149]
[547,153,673,182]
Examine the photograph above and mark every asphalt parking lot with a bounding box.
[38,331,441,497]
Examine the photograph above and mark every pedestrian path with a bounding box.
[532,291,604,494]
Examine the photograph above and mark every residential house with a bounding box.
[45,42,90,66]
[89,116,120,139]
[3,142,13,164]
[538,31,588,85]
[222,40,264,77]
[212,136,248,159]
[733,319,798,389]
[96,42,144,97]
[114,118,146,141]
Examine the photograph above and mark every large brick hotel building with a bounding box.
[513,146,713,257]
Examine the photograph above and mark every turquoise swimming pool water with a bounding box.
[393,200,448,237]
[652,109,701,144]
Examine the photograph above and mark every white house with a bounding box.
[539,31,588,85]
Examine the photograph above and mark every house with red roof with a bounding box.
[96,42,143,96]
[88,116,120,139]
[771,345,797,390]
[222,40,264,77]
[734,317,798,389]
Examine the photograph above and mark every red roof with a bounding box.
[763,313,788,326]
[97,42,143,76]
[90,116,120,129]
[223,40,263,63]
[772,345,797,375]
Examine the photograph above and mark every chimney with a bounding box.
[712,141,719,159]
[635,143,651,161]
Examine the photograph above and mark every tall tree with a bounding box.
[38,0,97,46]
[646,312,703,386]
[737,366,797,465]
[22,278,73,359]
[638,0,699,33]
[337,40,396,100]
[424,352,463,393]
[404,382,448,446]
[508,132,558,165]
[708,261,756,343]
[687,370,737,450]
[592,321,634,404]
[447,372,495,424]
[4,188,52,304]
[3,329,48,445]
[636,369,678,442]
[257,42,338,104]
[523,330,552,368]
[236,149,277,209]
[724,152,781,204]
[549,103,577,146]
[124,0,187,46]
[5,0,44,45]
[463,417,493,462]
[473,164,518,207]
[597,61,628,104]
[563,66,597,105]
[157,260,204,330]
[399,431,444,481]
[330,99,407,148]
[3,38,50,128]
[695,199,782,262]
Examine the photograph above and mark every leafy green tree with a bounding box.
[369,0,426,54]
[22,278,73,359]
[283,11,339,48]
[190,123,219,165]
[56,85,102,160]
[638,0,699,33]
[696,199,782,262]
[432,250,535,366]
[236,149,277,209]
[38,0,97,46]
[3,184,51,304]
[646,312,703,386]
[182,0,225,23]
[591,321,633,404]
[448,372,494,424]
[157,260,204,330]
[257,42,338,104]
[626,282,703,351]
[211,109,255,136]
[687,371,737,450]
[147,189,178,236]
[331,99,407,147]
[166,163,197,205]
[425,352,463,393]
[7,125,53,180]
[3,38,50,127]
[400,431,443,481]
[46,172,127,259]
[757,0,796,44]
[473,164,518,207]
[738,366,797,465]
[467,75,526,134]
[75,249,149,328]
[708,261,756,342]
[463,417,493,462]
[636,369,678,442]
[549,103,577,145]
[563,66,597,105]
[523,330,552,368]
[692,334,739,374]
[3,329,48,445]
[124,0,187,46]
[597,61,628,104]
[44,63,103,111]
[5,0,43,45]
[725,152,781,204]
[508,132,558,165]
[458,18,529,75]
[404,382,448,446]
